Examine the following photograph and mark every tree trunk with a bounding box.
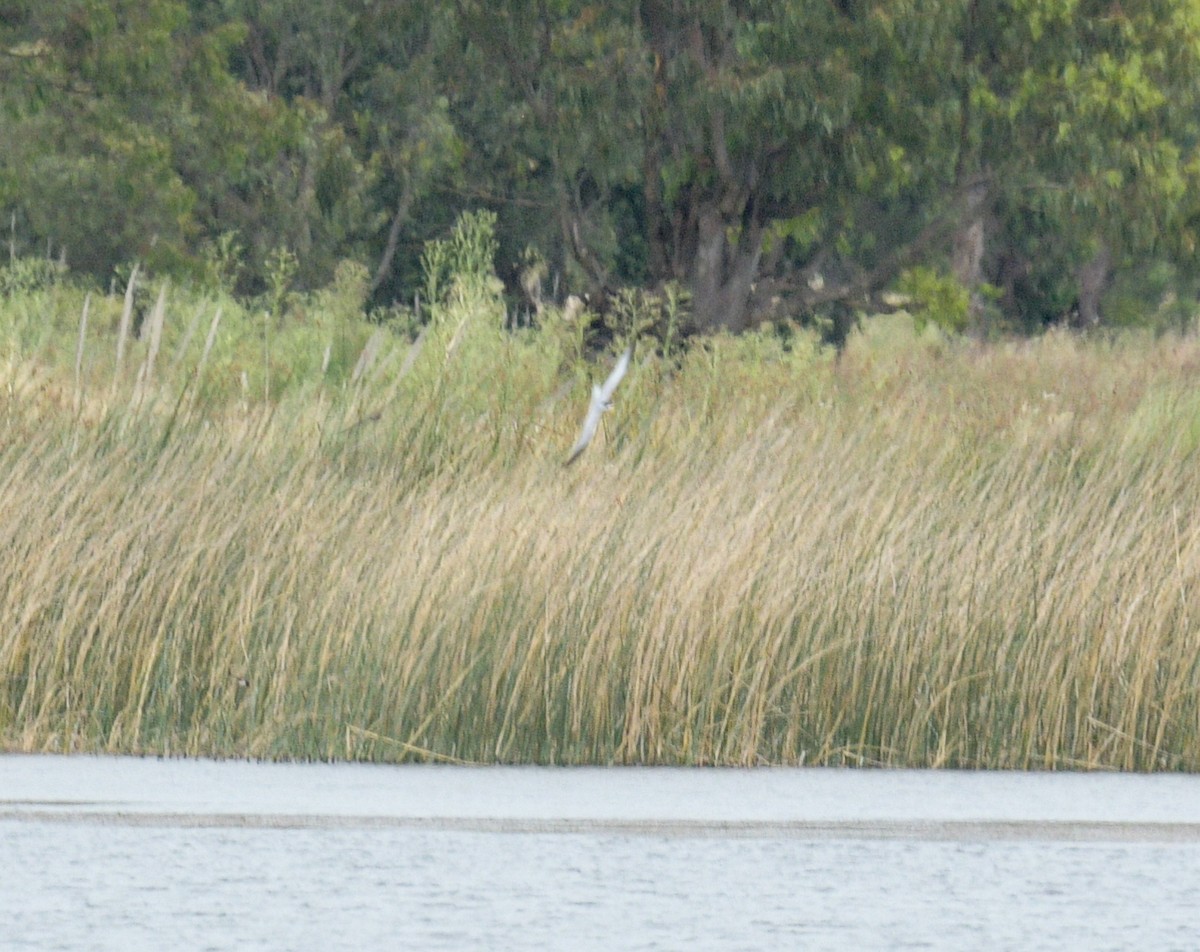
[689,205,763,332]
[370,180,416,296]
[951,179,989,334]
[642,47,670,280]
[1075,242,1111,328]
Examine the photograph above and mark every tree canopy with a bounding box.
[2,0,1198,334]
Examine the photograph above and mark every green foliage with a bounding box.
[897,267,972,334]
[952,0,1200,328]
[0,256,69,295]
[199,231,245,296]
[3,0,1200,336]
[420,209,501,305]
[262,246,299,320]
[1103,261,1200,334]
[762,210,823,257]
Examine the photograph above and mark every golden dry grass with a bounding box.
[2,293,1200,768]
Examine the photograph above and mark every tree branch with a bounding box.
[371,179,417,296]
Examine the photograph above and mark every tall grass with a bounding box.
[2,272,1200,768]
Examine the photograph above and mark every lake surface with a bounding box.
[3,755,1200,950]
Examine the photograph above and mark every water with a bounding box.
[3,756,1200,950]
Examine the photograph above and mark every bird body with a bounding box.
[565,345,631,465]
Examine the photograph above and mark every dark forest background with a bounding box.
[4,1,1200,338]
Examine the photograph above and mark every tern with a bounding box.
[565,345,632,465]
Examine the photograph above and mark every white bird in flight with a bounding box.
[565,345,632,465]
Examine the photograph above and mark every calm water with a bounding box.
[3,756,1200,950]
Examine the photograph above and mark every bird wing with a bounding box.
[598,345,632,402]
[564,384,605,465]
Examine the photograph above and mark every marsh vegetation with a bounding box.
[2,249,1200,769]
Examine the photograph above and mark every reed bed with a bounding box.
[2,282,1200,768]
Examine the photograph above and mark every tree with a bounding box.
[637,2,879,330]
[0,1,205,274]
[454,0,1200,334]
[5,0,1199,336]
[897,0,1200,330]
[0,0,459,295]
[449,0,648,301]
[204,0,463,296]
